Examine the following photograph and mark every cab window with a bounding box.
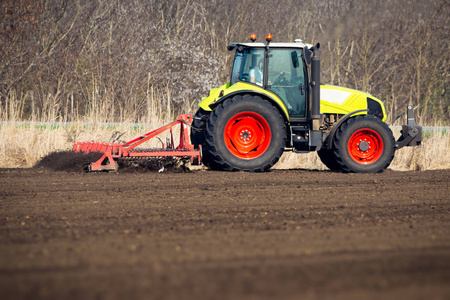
[267,49,306,118]
[237,48,265,87]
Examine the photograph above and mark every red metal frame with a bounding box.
[72,114,201,171]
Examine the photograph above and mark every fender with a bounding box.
[208,90,290,122]
[325,109,368,150]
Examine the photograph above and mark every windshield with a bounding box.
[231,48,265,87]
[230,51,243,84]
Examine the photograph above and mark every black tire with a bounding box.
[332,115,395,173]
[205,94,286,172]
[190,108,219,169]
[317,147,340,171]
[191,107,210,149]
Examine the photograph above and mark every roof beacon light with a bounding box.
[250,33,257,42]
[266,33,272,43]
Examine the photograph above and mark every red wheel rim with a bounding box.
[224,112,271,159]
[348,129,383,165]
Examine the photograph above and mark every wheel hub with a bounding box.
[358,140,370,152]
[348,128,383,165]
[240,130,251,141]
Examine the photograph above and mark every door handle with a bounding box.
[299,84,305,95]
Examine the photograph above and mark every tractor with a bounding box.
[190,33,422,172]
[74,34,422,173]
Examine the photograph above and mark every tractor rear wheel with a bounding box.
[190,108,220,169]
[191,107,210,149]
[333,115,395,173]
[205,94,286,172]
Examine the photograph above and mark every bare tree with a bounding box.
[0,0,448,124]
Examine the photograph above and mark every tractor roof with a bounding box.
[228,40,313,50]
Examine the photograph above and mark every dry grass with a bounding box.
[389,130,450,171]
[0,122,177,168]
[1,120,448,171]
[0,84,186,168]
[1,89,448,170]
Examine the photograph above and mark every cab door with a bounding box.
[266,49,307,119]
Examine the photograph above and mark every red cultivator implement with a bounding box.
[73,114,201,171]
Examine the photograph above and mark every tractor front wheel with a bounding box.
[333,115,395,173]
[205,95,286,171]
[317,147,340,171]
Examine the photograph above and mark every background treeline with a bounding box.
[1,0,449,124]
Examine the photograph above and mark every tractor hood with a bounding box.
[320,85,386,121]
[199,82,231,111]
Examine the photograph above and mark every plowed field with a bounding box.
[1,167,449,300]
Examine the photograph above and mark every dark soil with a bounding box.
[34,151,104,172]
[0,167,449,300]
[118,158,191,173]
[35,151,191,173]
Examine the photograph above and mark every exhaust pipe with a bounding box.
[311,53,321,125]
[309,43,322,149]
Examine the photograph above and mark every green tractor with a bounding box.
[191,34,422,173]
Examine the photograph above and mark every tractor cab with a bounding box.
[228,39,310,120]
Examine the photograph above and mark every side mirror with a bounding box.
[304,43,320,64]
[291,51,299,68]
[303,46,311,65]
[312,43,320,57]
